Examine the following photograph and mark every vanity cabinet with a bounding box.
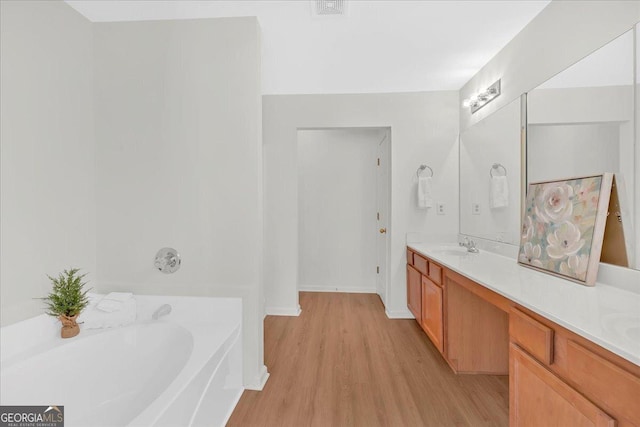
[510,343,616,427]
[509,307,640,427]
[406,246,640,427]
[445,269,509,374]
[421,275,443,354]
[406,249,443,354]
[406,264,422,324]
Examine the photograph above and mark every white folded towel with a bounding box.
[490,176,509,209]
[418,176,434,209]
[79,293,136,329]
[96,292,133,312]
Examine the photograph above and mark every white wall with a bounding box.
[0,1,96,325]
[297,129,383,293]
[460,1,640,132]
[528,85,635,241]
[528,124,620,182]
[528,86,633,125]
[264,92,459,318]
[460,99,521,245]
[636,23,640,269]
[93,17,266,389]
[460,1,640,278]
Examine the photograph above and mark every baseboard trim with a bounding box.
[385,308,415,319]
[245,365,270,391]
[299,286,376,294]
[265,305,302,317]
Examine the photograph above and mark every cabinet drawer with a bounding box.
[413,254,428,275]
[428,261,442,286]
[406,249,414,266]
[565,340,640,424]
[510,308,554,365]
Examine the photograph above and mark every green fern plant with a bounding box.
[43,268,91,318]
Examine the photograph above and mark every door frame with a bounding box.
[376,129,392,307]
[295,126,392,305]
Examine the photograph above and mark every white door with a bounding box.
[376,131,390,305]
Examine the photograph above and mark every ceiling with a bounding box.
[66,0,550,95]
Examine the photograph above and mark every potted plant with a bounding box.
[43,268,90,338]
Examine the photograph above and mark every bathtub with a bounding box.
[0,295,243,427]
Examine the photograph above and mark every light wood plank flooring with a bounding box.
[228,292,508,427]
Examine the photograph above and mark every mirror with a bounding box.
[460,98,522,245]
[527,29,638,269]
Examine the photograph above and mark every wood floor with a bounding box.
[227,292,509,427]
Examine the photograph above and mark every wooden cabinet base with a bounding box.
[510,343,616,427]
[421,276,444,354]
[407,264,422,324]
[445,271,509,375]
[407,246,640,426]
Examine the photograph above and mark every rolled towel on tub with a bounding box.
[96,292,133,313]
[79,293,136,329]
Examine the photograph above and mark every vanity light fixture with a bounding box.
[463,79,501,113]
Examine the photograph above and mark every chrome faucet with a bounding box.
[152,304,172,320]
[459,237,479,253]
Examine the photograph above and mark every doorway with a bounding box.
[297,128,391,305]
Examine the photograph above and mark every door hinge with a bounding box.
[377,212,380,220]
[377,266,379,274]
[377,158,380,166]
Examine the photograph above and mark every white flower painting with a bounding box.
[518,175,605,284]
[534,183,574,223]
[546,221,585,259]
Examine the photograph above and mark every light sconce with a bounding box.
[463,79,501,113]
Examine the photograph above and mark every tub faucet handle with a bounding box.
[154,247,181,274]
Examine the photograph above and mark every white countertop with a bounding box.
[408,243,640,367]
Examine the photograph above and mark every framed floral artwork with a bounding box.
[518,173,613,286]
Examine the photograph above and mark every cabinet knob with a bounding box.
[379,228,387,234]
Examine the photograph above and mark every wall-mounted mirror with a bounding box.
[527,28,638,269]
[460,98,522,245]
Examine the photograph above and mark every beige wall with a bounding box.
[0,1,96,325]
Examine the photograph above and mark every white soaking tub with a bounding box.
[0,295,243,427]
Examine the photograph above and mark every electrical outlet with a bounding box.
[436,203,445,215]
[472,203,481,215]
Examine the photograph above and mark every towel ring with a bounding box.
[489,163,507,177]
[417,165,433,178]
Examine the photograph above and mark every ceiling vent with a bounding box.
[314,0,347,16]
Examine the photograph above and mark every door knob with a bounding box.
[379,228,387,234]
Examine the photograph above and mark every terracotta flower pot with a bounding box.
[59,314,80,339]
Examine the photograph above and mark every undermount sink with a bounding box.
[431,247,477,257]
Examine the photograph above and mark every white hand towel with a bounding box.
[490,176,509,209]
[418,176,434,209]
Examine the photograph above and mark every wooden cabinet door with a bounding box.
[421,276,443,354]
[406,265,422,324]
[510,344,616,427]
